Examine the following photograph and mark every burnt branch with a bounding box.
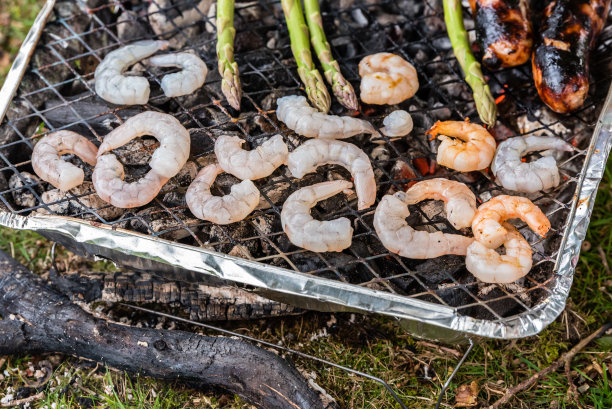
[0,251,338,409]
[47,268,302,321]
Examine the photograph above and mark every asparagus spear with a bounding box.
[281,0,331,113]
[216,0,241,110]
[303,0,357,110]
[443,0,497,126]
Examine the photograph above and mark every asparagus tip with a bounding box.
[221,66,242,110]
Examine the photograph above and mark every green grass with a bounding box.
[0,1,610,408]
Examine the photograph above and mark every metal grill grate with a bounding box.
[1,0,611,328]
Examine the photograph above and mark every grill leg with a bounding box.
[434,338,475,409]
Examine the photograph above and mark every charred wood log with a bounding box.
[47,268,302,321]
[0,251,338,409]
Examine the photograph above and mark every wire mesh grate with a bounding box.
[1,0,611,326]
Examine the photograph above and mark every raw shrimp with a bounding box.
[92,154,169,208]
[214,134,288,180]
[427,120,496,172]
[149,52,208,98]
[185,164,259,225]
[466,223,533,283]
[95,40,168,105]
[32,130,98,191]
[281,180,354,252]
[380,110,413,137]
[287,139,376,210]
[491,135,574,193]
[358,53,419,105]
[472,195,550,249]
[276,95,379,139]
[373,194,474,258]
[98,111,190,179]
[401,178,476,229]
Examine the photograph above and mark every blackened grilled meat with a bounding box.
[469,0,533,69]
[532,0,611,113]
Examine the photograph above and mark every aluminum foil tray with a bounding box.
[1,0,611,340]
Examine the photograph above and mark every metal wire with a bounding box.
[0,0,611,326]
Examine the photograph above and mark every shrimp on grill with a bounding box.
[281,180,354,252]
[358,53,419,105]
[186,164,260,225]
[214,134,288,180]
[287,139,376,210]
[427,119,496,172]
[276,95,379,139]
[491,135,574,193]
[32,130,98,191]
[92,154,169,208]
[380,110,413,137]
[97,111,190,179]
[401,178,476,229]
[95,40,168,105]
[466,222,533,283]
[472,195,550,249]
[374,194,474,259]
[149,52,208,98]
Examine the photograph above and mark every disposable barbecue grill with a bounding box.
[0,0,611,344]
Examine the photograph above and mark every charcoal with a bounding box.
[131,208,200,241]
[161,161,199,192]
[148,0,213,37]
[204,222,258,255]
[111,138,158,166]
[9,172,42,209]
[44,95,145,135]
[257,179,292,210]
[162,191,187,207]
[117,10,150,42]
[189,128,215,157]
[36,182,124,221]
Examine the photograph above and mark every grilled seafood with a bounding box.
[358,53,419,105]
[214,134,288,180]
[466,222,533,283]
[95,40,168,105]
[472,195,550,249]
[276,95,378,139]
[468,0,533,69]
[98,111,190,179]
[401,178,476,229]
[281,180,354,252]
[93,154,169,208]
[374,194,474,258]
[287,139,376,210]
[380,110,413,137]
[492,135,574,193]
[32,130,98,191]
[427,120,496,172]
[186,164,260,224]
[149,52,208,98]
[532,0,612,113]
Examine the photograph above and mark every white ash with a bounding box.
[35,182,124,221]
[9,172,42,208]
[516,110,571,136]
[111,138,159,166]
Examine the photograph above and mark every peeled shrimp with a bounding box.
[98,111,190,179]
[32,130,98,191]
[276,95,379,139]
[492,135,574,193]
[401,178,476,229]
[373,194,474,259]
[427,120,496,172]
[281,180,354,252]
[472,195,550,249]
[381,110,413,137]
[95,40,168,105]
[185,164,259,225]
[149,52,208,98]
[93,154,169,208]
[214,134,288,180]
[287,139,376,210]
[466,223,533,283]
[358,53,419,105]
